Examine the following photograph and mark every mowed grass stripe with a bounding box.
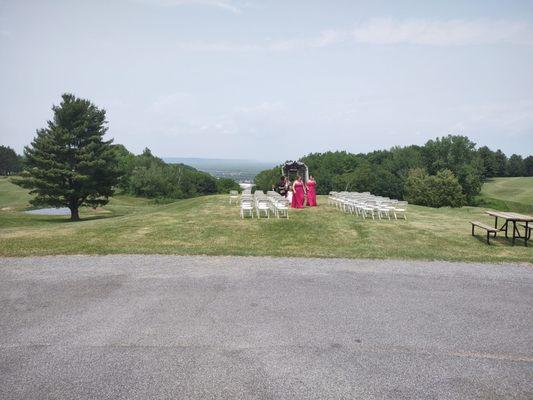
[481,177,533,205]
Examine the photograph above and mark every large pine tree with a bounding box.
[14,94,119,221]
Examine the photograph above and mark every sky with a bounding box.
[1,0,532,162]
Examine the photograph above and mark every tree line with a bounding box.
[255,135,533,208]
[4,94,239,221]
[113,145,240,199]
[0,145,23,175]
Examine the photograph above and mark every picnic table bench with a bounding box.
[485,211,533,247]
[470,221,498,244]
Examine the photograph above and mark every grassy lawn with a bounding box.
[0,177,531,262]
[476,177,533,215]
[481,177,533,204]
[0,176,32,211]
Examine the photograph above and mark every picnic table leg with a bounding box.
[512,221,516,245]
[526,222,530,247]
[504,220,508,238]
[494,216,498,229]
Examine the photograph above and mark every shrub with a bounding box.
[405,168,465,208]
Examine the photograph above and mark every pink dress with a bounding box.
[291,181,305,208]
[306,180,317,206]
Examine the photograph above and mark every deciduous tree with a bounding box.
[507,154,526,177]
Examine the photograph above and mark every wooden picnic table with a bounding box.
[485,210,533,247]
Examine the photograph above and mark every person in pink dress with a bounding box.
[306,175,317,206]
[291,176,305,208]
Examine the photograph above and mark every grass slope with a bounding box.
[481,177,533,204]
[0,177,32,211]
[476,177,533,214]
[0,177,531,262]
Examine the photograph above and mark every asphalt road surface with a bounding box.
[1,255,532,399]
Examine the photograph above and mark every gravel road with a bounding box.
[1,255,532,399]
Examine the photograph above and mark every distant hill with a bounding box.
[163,157,277,182]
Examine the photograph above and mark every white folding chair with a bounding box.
[255,200,270,218]
[229,190,239,205]
[240,200,254,219]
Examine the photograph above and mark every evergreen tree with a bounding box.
[524,156,533,177]
[494,149,507,177]
[14,94,119,221]
[0,145,22,175]
[477,146,498,178]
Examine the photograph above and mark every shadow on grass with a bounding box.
[36,213,120,224]
[470,232,529,247]
[473,195,533,215]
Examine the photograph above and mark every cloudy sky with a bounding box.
[1,0,532,161]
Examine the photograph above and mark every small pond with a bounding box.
[25,208,71,215]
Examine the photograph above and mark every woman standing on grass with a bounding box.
[306,175,317,206]
[291,175,305,208]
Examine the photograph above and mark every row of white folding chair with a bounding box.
[354,200,407,220]
[240,189,256,218]
[346,200,391,220]
[240,200,288,219]
[329,192,407,220]
[240,200,270,218]
[260,191,290,218]
[248,191,271,218]
[239,190,268,219]
[331,194,372,211]
[239,190,290,219]
[266,192,289,218]
[330,192,388,207]
[270,198,289,218]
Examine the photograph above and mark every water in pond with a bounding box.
[25,208,71,215]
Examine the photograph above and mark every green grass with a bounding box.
[0,176,32,211]
[475,177,533,214]
[0,177,531,262]
[481,177,533,204]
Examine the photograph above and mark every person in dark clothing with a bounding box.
[276,176,288,197]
